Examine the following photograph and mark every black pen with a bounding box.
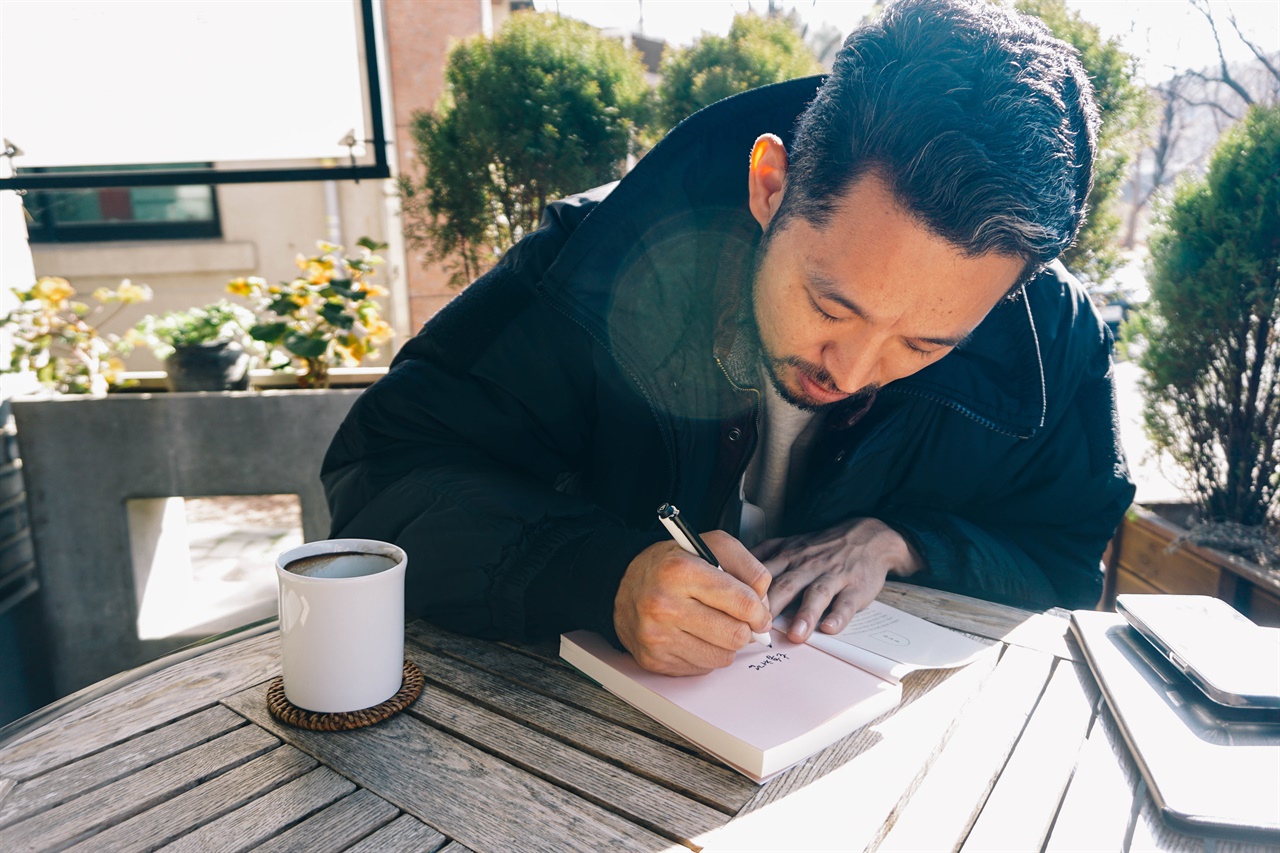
[657,503,773,648]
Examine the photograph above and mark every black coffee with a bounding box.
[284,551,398,579]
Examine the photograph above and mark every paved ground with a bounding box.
[1112,359,1187,505]
[186,494,303,584]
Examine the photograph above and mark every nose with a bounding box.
[824,340,879,395]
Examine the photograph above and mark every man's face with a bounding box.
[750,171,1026,411]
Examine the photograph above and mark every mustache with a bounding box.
[773,355,842,395]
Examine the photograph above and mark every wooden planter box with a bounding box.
[1104,504,1280,627]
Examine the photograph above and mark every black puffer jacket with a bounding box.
[321,77,1135,642]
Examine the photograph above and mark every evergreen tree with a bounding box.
[1135,105,1280,536]
[657,12,822,132]
[400,12,653,287]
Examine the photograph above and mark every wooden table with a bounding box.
[0,582,1273,852]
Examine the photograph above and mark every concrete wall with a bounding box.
[11,390,362,698]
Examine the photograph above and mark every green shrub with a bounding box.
[1133,104,1280,535]
[657,12,822,132]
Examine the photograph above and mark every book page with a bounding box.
[561,629,902,781]
[788,601,993,679]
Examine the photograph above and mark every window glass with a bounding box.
[22,164,220,242]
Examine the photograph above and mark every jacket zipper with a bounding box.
[880,386,1036,439]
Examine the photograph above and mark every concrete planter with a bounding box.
[1103,503,1280,627]
[10,389,363,697]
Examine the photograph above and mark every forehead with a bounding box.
[784,174,1025,332]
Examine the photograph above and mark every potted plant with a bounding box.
[227,237,394,389]
[1,277,152,396]
[1113,104,1279,623]
[133,301,257,392]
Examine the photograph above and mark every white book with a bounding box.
[560,600,991,783]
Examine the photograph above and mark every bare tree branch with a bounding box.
[1190,0,1256,106]
[1228,12,1280,84]
[1172,72,1243,119]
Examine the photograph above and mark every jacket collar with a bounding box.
[539,77,1047,439]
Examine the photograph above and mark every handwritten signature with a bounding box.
[747,653,790,672]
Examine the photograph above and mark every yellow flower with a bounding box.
[316,240,340,254]
[32,276,75,305]
[92,287,115,303]
[294,253,309,271]
[305,262,333,285]
[116,279,153,305]
[227,277,255,297]
[342,336,368,364]
[364,284,389,298]
[367,318,394,345]
[102,357,126,384]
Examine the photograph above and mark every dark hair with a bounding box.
[777,0,1099,279]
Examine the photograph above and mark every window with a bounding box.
[21,164,221,243]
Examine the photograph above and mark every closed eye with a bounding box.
[904,340,946,359]
[807,292,842,324]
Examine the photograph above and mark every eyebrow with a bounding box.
[808,271,974,349]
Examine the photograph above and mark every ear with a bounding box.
[747,133,788,230]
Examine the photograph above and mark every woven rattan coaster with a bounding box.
[266,660,424,731]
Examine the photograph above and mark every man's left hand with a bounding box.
[752,517,924,644]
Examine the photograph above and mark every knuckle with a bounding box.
[729,622,751,648]
[807,578,836,599]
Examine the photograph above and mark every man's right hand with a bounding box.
[614,531,773,676]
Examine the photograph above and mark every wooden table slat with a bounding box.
[409,676,731,843]
[0,725,280,852]
[960,657,1100,852]
[65,744,316,853]
[1045,702,1142,852]
[404,639,755,811]
[876,644,1057,852]
[435,842,479,853]
[699,644,1003,853]
[222,684,681,853]
[253,788,399,853]
[0,631,280,781]
[342,813,449,853]
[156,765,355,853]
[0,705,246,828]
[407,622,694,748]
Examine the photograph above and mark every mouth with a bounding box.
[794,366,849,405]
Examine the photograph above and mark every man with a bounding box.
[322,0,1135,675]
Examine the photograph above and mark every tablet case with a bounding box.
[1071,610,1280,842]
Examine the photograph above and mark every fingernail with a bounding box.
[822,618,839,632]
[792,618,808,638]
[761,594,771,613]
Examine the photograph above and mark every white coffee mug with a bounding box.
[275,538,408,713]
